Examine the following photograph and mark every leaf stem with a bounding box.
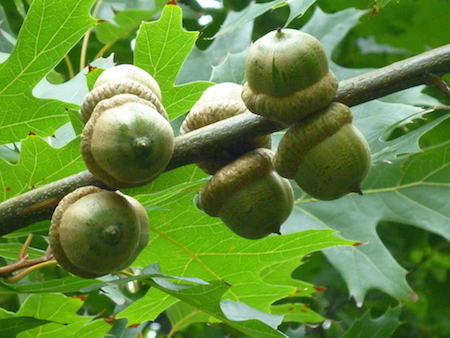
[80,0,104,71]
[64,55,75,79]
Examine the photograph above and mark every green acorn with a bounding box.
[197,148,294,239]
[242,28,338,124]
[274,102,371,200]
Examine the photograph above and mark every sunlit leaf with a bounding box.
[117,180,355,326]
[0,136,85,202]
[134,4,212,118]
[0,0,96,143]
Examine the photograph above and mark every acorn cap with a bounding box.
[80,79,167,123]
[241,28,338,123]
[94,64,162,101]
[199,148,274,217]
[181,83,254,133]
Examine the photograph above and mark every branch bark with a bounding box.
[1,44,450,236]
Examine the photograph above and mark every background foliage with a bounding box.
[0,0,449,337]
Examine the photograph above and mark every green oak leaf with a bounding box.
[17,318,110,338]
[342,305,402,338]
[213,0,290,38]
[96,9,153,45]
[115,180,355,324]
[0,293,108,337]
[0,136,85,202]
[179,10,254,83]
[0,0,97,144]
[150,280,288,338]
[165,301,211,332]
[286,129,450,303]
[134,4,213,119]
[209,50,247,84]
[284,0,317,27]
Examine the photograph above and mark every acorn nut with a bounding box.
[241,28,338,124]
[197,148,294,239]
[180,82,271,174]
[49,186,149,279]
[81,94,174,189]
[274,102,372,200]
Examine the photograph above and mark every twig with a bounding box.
[3,260,57,284]
[0,243,54,278]
[425,74,450,98]
[1,44,450,236]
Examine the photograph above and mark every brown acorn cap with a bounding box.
[199,148,274,217]
[80,79,167,123]
[242,71,338,124]
[94,64,162,101]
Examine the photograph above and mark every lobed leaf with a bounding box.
[0,293,107,337]
[0,0,97,144]
[342,305,402,337]
[0,136,85,202]
[288,133,450,303]
[17,318,110,338]
[150,280,288,337]
[213,0,287,38]
[179,10,254,83]
[134,5,212,119]
[117,178,355,326]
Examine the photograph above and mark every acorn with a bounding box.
[274,102,371,200]
[180,82,271,174]
[49,186,149,278]
[81,94,174,189]
[241,28,338,124]
[197,148,294,239]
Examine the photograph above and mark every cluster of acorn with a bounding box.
[180,83,294,240]
[182,28,371,240]
[48,27,372,278]
[49,65,175,278]
[243,28,372,201]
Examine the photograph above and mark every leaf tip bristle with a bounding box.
[410,291,419,302]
